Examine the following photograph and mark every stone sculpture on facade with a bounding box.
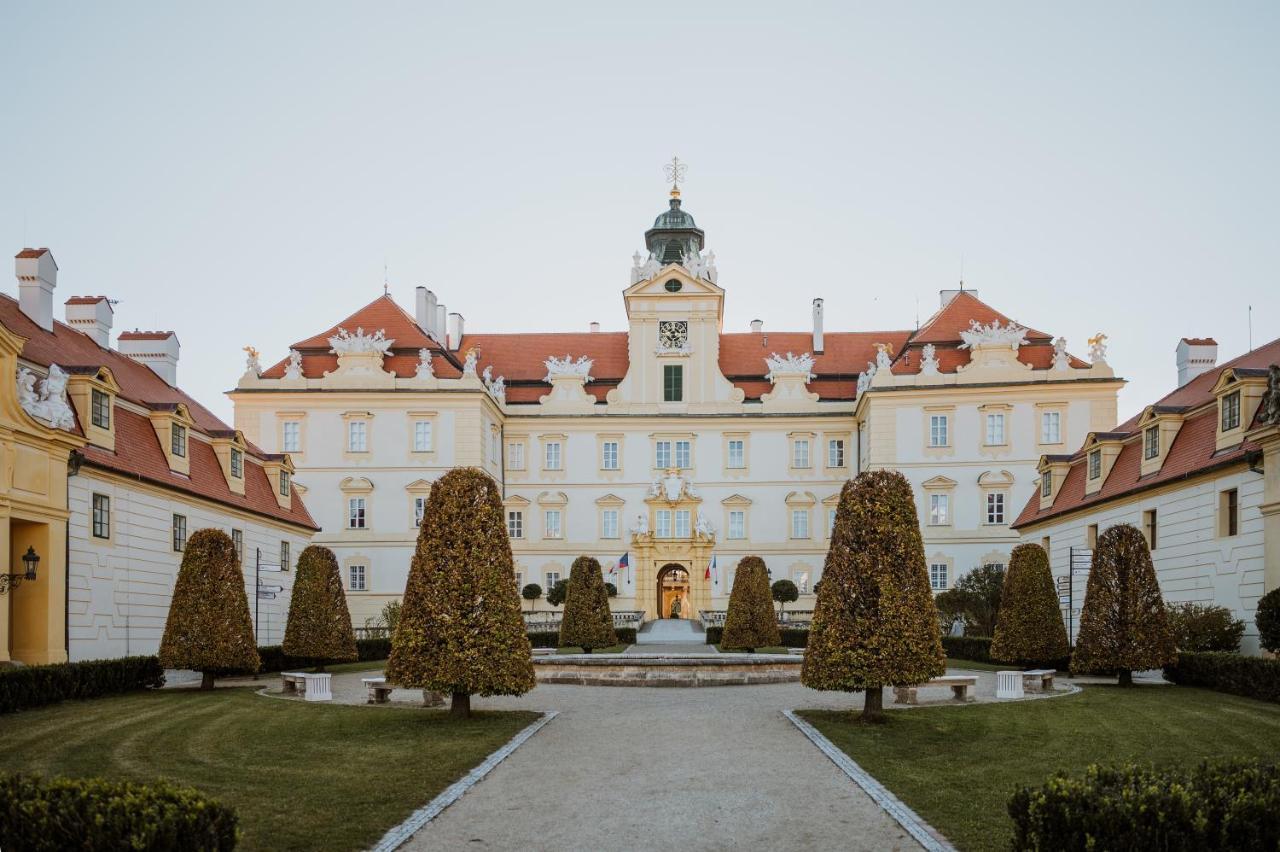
[1088,332,1108,365]
[482,366,506,402]
[959,319,1029,351]
[543,354,594,383]
[765,352,816,383]
[283,349,303,380]
[856,361,877,395]
[415,348,434,378]
[242,345,262,377]
[328,327,393,356]
[1260,364,1280,426]
[630,513,650,536]
[695,510,715,538]
[920,343,940,376]
[17,364,76,430]
[874,343,894,370]
[462,348,479,377]
[1052,337,1071,371]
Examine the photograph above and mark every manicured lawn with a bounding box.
[799,685,1280,852]
[944,657,1009,672]
[0,688,538,851]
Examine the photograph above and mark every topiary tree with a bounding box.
[546,578,568,607]
[558,556,617,653]
[385,467,535,717]
[721,556,780,652]
[283,545,358,671]
[991,544,1069,666]
[935,563,1006,637]
[1165,602,1245,652]
[803,470,945,722]
[521,583,542,612]
[771,579,799,619]
[1253,588,1280,654]
[159,528,260,689]
[1071,523,1176,685]
[604,582,618,598]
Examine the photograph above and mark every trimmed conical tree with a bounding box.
[721,556,780,652]
[991,543,1069,666]
[385,467,535,717]
[802,470,945,721]
[1071,523,1175,685]
[283,545,358,670]
[159,528,261,689]
[558,556,617,653]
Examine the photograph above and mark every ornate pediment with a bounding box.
[646,469,700,504]
[17,364,76,430]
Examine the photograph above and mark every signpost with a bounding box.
[1063,547,1092,644]
[254,548,286,644]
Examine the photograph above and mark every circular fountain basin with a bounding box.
[532,653,801,687]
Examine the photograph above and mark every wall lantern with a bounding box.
[1,547,38,595]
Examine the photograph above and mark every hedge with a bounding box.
[1163,652,1280,705]
[0,773,238,851]
[704,626,808,648]
[0,656,164,715]
[528,628,636,649]
[254,637,391,674]
[938,635,1072,671]
[1009,760,1280,850]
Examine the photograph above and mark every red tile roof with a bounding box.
[1013,336,1280,530]
[64,295,111,306]
[0,294,316,531]
[15,248,50,259]
[1182,337,1217,346]
[118,330,176,341]
[290,294,439,351]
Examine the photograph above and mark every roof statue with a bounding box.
[1088,332,1108,365]
[415,348,434,378]
[920,343,940,376]
[856,361,877,395]
[17,364,76,430]
[874,343,894,370]
[462,347,479,377]
[283,349,303,380]
[328,327,393,356]
[959,319,1029,351]
[1052,337,1071,371]
[765,352,816,383]
[543,354,594,383]
[1261,364,1280,426]
[243,345,261,377]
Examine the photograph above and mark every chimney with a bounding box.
[118,330,180,386]
[64,296,114,348]
[1176,337,1218,387]
[447,312,464,351]
[939,288,977,308]
[812,298,824,354]
[589,321,600,333]
[750,319,763,333]
[15,248,57,332]
[415,286,440,341]
[435,303,447,345]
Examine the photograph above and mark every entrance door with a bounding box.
[657,564,690,619]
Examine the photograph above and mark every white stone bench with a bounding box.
[362,676,444,707]
[281,671,332,702]
[1021,669,1056,692]
[893,675,978,705]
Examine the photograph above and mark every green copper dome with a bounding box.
[645,196,705,265]
[653,199,697,230]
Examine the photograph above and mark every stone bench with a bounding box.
[281,671,332,702]
[532,647,556,657]
[893,675,978,705]
[362,676,445,707]
[1021,669,1056,692]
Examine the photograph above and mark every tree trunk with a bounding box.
[315,663,327,673]
[862,686,884,722]
[1118,669,1133,687]
[583,647,592,654]
[450,691,471,718]
[200,671,215,691]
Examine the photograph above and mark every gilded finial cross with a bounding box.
[663,156,687,194]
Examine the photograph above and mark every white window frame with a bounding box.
[348,497,367,529]
[1041,411,1061,444]
[507,510,524,539]
[656,509,673,538]
[986,492,1006,525]
[793,438,811,469]
[930,563,948,590]
[348,420,368,453]
[508,442,525,470]
[675,440,691,469]
[414,496,427,528]
[929,493,949,526]
[544,509,562,539]
[413,420,433,453]
[727,439,745,469]
[985,412,1005,446]
[544,441,562,471]
[728,510,745,539]
[827,438,845,468]
[929,414,949,447]
[790,509,810,539]
[602,508,619,539]
[282,420,300,453]
[601,440,619,471]
[349,564,367,591]
[675,509,691,538]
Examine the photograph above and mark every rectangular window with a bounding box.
[929,493,949,526]
[508,443,525,470]
[929,414,948,447]
[1144,508,1158,550]
[1225,488,1239,537]
[282,421,300,453]
[1087,523,1098,550]
[674,440,691,469]
[348,421,367,452]
[1041,411,1061,444]
[349,564,366,591]
[507,510,523,539]
[91,493,110,539]
[348,497,366,529]
[602,509,619,539]
[986,492,1006,525]
[280,541,290,571]
[544,509,562,538]
[545,571,561,591]
[1221,391,1241,431]
[544,441,562,470]
[91,389,111,429]
[171,424,187,457]
[791,509,809,539]
[601,441,619,470]
[656,509,672,538]
[1041,474,1052,497]
[793,438,810,469]
[727,439,745,469]
[827,507,837,537]
[413,420,433,452]
[1088,449,1102,479]
[172,514,187,552]
[232,528,243,563]
[1144,426,1160,460]
[793,571,810,594]
[514,572,522,590]
[490,430,499,463]
[728,510,745,539]
[985,413,1005,446]
[930,563,948,591]
[663,364,683,402]
[827,438,845,468]
[230,447,243,478]
[655,441,672,469]
[414,496,427,528]
[675,509,691,538]
[279,470,290,497]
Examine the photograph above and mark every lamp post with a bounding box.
[1,546,39,594]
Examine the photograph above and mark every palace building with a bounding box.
[230,183,1123,628]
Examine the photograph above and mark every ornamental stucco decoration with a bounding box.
[416,348,435,378]
[1260,364,1280,426]
[920,343,940,375]
[1052,337,1072,371]
[874,343,894,370]
[648,469,699,503]
[765,352,816,383]
[856,361,877,395]
[328,327,393,356]
[681,246,718,283]
[283,349,303,380]
[482,366,506,402]
[543,354,594,383]
[17,364,76,430]
[630,513,650,535]
[242,345,261,377]
[462,348,479,377]
[958,319,1029,351]
[1088,332,1108,365]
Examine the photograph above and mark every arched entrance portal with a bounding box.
[657,564,690,619]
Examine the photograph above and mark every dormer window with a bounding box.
[1143,426,1159,460]
[171,424,187,458]
[1088,449,1102,480]
[1221,390,1241,432]
[1041,475,1051,497]
[91,389,111,429]
[279,470,291,497]
[230,447,243,478]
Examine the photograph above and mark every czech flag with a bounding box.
[619,552,629,580]
[705,554,715,581]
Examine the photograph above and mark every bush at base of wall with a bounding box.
[0,773,238,851]
[1163,652,1280,705]
[1009,760,1280,850]
[703,627,808,648]
[528,628,636,649]
[0,656,164,715]
[255,638,390,674]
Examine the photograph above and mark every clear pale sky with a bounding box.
[3,2,1277,424]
